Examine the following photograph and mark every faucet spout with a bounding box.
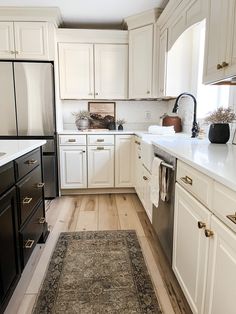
[172,92,199,138]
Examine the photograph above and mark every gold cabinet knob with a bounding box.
[198,221,206,229]
[222,61,229,68]
[95,92,98,96]
[147,91,150,94]
[217,64,223,70]
[205,229,214,238]
[143,176,148,181]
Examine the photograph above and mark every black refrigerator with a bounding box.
[0,61,58,199]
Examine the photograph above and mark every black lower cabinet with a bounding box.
[0,187,20,314]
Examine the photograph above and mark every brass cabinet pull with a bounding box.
[143,176,148,181]
[23,197,32,204]
[37,182,45,188]
[10,50,15,54]
[198,221,206,229]
[38,217,46,224]
[15,51,19,54]
[180,176,193,185]
[147,91,150,94]
[217,63,223,70]
[222,61,229,68]
[226,213,236,224]
[26,159,37,165]
[97,147,104,150]
[82,150,86,153]
[88,92,93,96]
[68,139,76,142]
[138,156,141,159]
[24,239,35,249]
[205,229,214,238]
[135,140,141,145]
[95,92,99,96]
[97,139,104,142]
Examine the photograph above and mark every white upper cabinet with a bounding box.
[94,44,128,99]
[58,43,94,99]
[0,21,49,60]
[204,215,236,314]
[58,42,128,100]
[129,24,153,99]
[115,135,133,187]
[157,28,168,97]
[203,0,236,83]
[0,22,14,58]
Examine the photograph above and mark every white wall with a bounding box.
[61,100,169,130]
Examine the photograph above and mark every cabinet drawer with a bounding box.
[17,166,44,226]
[176,160,213,208]
[20,202,44,268]
[0,162,15,196]
[88,134,114,145]
[15,149,41,181]
[213,182,236,233]
[59,135,86,145]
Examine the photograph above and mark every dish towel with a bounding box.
[160,166,171,202]
[148,125,175,135]
[150,157,163,207]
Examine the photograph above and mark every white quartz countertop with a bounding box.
[0,140,46,167]
[151,135,236,192]
[59,130,136,135]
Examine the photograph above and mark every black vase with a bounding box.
[118,124,123,131]
[208,123,230,144]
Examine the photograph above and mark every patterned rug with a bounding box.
[33,230,162,313]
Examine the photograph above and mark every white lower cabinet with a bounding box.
[60,146,87,189]
[141,166,153,222]
[173,183,211,314]
[115,135,133,187]
[88,146,114,188]
[134,137,142,197]
[204,215,236,314]
[174,181,236,314]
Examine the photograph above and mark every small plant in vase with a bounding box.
[204,107,236,143]
[116,119,126,131]
[72,110,92,130]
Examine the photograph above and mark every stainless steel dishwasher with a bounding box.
[152,145,176,265]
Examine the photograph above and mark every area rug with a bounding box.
[33,230,162,313]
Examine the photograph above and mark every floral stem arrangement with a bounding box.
[116,119,126,131]
[204,107,236,144]
[72,110,92,130]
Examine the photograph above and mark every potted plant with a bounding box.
[72,110,91,130]
[204,107,236,143]
[116,119,126,131]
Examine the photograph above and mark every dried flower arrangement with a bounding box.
[204,107,236,124]
[116,119,126,125]
[72,110,91,120]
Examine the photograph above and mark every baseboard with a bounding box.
[61,187,136,195]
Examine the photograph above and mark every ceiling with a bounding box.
[0,0,169,28]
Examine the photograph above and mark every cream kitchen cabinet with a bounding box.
[173,183,211,314]
[203,0,236,83]
[129,24,153,99]
[58,43,128,99]
[0,21,49,60]
[134,136,142,196]
[157,28,168,97]
[88,146,114,188]
[115,135,133,187]
[60,146,87,189]
[141,166,153,222]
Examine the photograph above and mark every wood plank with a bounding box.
[115,194,145,236]
[75,195,99,231]
[130,193,145,212]
[98,194,120,230]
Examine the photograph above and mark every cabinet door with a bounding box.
[115,135,133,187]
[204,215,236,314]
[173,183,211,314]
[60,146,87,189]
[88,146,114,188]
[203,0,230,83]
[225,0,236,77]
[14,22,49,60]
[141,167,153,223]
[94,44,128,99]
[58,43,94,99]
[0,22,15,59]
[0,188,20,304]
[134,139,142,198]
[157,28,168,97]
[129,25,153,98]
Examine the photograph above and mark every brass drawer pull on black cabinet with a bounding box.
[38,217,46,224]
[26,159,37,165]
[23,197,32,204]
[24,239,35,249]
[37,183,45,188]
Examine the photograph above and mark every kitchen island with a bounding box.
[0,139,47,314]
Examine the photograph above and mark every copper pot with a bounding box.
[162,115,182,133]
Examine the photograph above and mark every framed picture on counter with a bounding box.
[232,129,236,145]
[88,102,116,129]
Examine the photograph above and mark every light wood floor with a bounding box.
[5,194,192,314]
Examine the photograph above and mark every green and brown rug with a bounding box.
[33,230,162,313]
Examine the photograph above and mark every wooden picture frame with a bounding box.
[88,102,116,129]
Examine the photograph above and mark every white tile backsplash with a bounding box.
[62,100,169,131]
